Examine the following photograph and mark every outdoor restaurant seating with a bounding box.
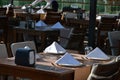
[0,8,7,16]
[10,41,37,57]
[64,19,88,52]
[108,31,120,56]
[59,28,73,48]
[96,16,118,52]
[0,3,120,80]
[0,43,8,58]
[0,16,9,43]
[0,42,119,80]
[0,43,13,80]
[87,60,120,80]
[43,11,62,25]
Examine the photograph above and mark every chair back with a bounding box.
[59,27,85,51]
[116,55,120,62]
[44,12,62,25]
[6,7,14,17]
[0,16,8,43]
[100,16,117,23]
[0,8,7,16]
[59,28,73,48]
[65,12,77,20]
[108,31,120,56]
[0,44,8,58]
[114,55,120,80]
[96,16,118,50]
[87,61,119,80]
[10,41,37,56]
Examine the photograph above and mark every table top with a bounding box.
[0,50,114,80]
[0,57,74,80]
[14,25,60,32]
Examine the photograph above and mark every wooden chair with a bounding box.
[10,41,37,57]
[59,28,73,48]
[108,31,120,56]
[0,16,9,43]
[66,33,85,52]
[64,19,88,52]
[114,55,120,80]
[96,16,118,51]
[87,60,120,80]
[0,43,11,80]
[0,43,8,58]
[6,7,14,17]
[59,27,86,52]
[41,12,62,46]
[0,8,7,16]
[44,12,62,25]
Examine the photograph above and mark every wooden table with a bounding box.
[36,50,114,80]
[14,10,46,21]
[0,58,74,80]
[12,27,60,51]
[0,50,114,80]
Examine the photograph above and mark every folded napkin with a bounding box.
[36,9,45,14]
[55,53,83,66]
[35,20,47,27]
[44,41,66,54]
[86,47,110,60]
[21,5,26,9]
[51,22,65,29]
[21,6,34,13]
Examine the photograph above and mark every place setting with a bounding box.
[55,52,84,67]
[85,47,111,61]
[43,41,66,54]
[35,20,66,31]
[78,47,115,66]
[41,41,84,67]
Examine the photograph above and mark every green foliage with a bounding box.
[0,0,120,14]
[0,0,8,6]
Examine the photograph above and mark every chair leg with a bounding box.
[0,75,8,80]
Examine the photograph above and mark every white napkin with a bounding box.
[21,6,34,13]
[86,47,110,60]
[44,41,66,54]
[55,53,83,66]
[36,9,45,14]
[51,22,65,29]
[21,5,26,9]
[35,20,47,27]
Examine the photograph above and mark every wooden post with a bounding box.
[88,0,97,48]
